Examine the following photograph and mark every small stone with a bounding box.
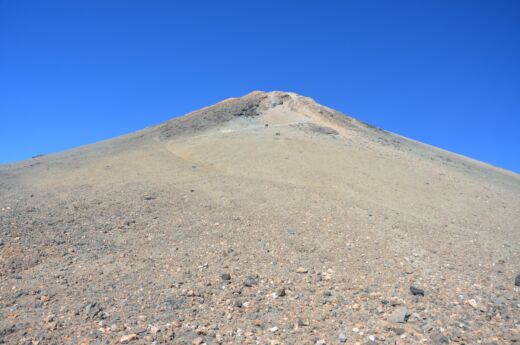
[515,274,520,287]
[119,334,138,343]
[410,286,424,296]
[467,298,486,312]
[339,333,347,343]
[192,337,204,345]
[150,326,160,334]
[389,307,408,323]
[316,340,326,345]
[430,332,449,344]
[243,276,257,287]
[43,314,55,322]
[297,318,308,327]
[221,273,231,281]
[467,299,478,309]
[296,267,308,273]
[0,239,4,246]
[40,295,50,302]
[369,335,376,342]
[392,328,405,336]
[276,287,286,297]
[270,326,278,332]
[110,324,121,332]
[493,296,507,306]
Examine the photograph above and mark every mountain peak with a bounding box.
[152,90,350,140]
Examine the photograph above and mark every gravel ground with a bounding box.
[1,92,519,344]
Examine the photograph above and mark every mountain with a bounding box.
[1,91,519,344]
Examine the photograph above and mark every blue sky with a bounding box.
[1,1,519,172]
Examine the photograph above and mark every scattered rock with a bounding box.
[467,299,478,309]
[389,307,408,323]
[110,324,122,332]
[515,274,520,287]
[221,273,231,281]
[297,318,309,327]
[339,333,347,343]
[84,302,103,319]
[119,334,138,343]
[467,298,486,312]
[392,328,405,336]
[192,337,204,345]
[243,276,257,287]
[430,332,449,344]
[296,267,308,273]
[410,286,424,296]
[276,287,286,297]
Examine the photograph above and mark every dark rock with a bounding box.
[515,274,520,287]
[221,273,231,281]
[277,287,286,297]
[235,103,260,117]
[410,286,425,296]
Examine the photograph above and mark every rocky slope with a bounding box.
[1,91,519,344]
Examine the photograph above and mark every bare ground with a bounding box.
[1,91,519,344]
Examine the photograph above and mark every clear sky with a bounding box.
[1,1,519,172]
